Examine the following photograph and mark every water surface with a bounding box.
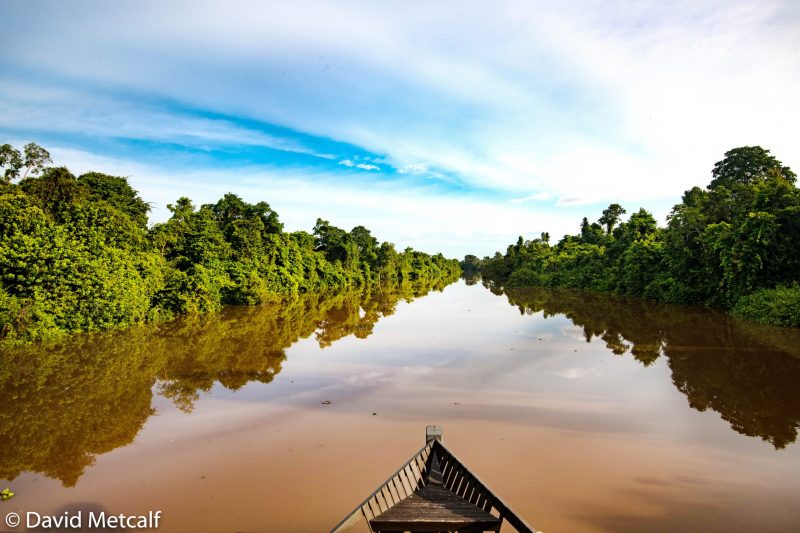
[2,280,799,532]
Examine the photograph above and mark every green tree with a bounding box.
[709,146,796,190]
[78,172,150,228]
[0,142,51,184]
[598,203,626,234]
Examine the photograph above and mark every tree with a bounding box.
[19,166,85,219]
[0,144,22,184]
[0,143,52,184]
[709,146,796,190]
[598,203,626,234]
[78,172,150,228]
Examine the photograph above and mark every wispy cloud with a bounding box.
[338,159,380,171]
[552,367,602,379]
[397,163,428,175]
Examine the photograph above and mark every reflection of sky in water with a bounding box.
[195,281,798,459]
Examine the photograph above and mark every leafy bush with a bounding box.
[733,285,800,327]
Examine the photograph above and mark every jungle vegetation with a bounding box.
[0,142,461,345]
[475,147,800,327]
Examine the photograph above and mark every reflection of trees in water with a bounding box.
[498,284,800,449]
[0,281,446,486]
[462,274,481,286]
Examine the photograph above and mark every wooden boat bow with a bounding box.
[331,426,537,533]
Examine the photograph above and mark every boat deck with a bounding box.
[331,426,536,533]
[369,450,502,532]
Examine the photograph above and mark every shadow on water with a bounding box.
[489,281,800,450]
[0,280,450,487]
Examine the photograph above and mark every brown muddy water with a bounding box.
[1,279,800,532]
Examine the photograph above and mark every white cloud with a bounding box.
[397,163,429,175]
[0,80,334,159]
[552,367,602,379]
[338,159,380,171]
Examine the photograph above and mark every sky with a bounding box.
[1,0,799,258]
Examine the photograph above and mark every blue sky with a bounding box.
[2,0,799,257]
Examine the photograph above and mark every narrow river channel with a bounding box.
[2,279,799,532]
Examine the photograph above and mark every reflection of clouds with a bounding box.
[515,331,554,341]
[399,366,435,376]
[552,367,602,379]
[561,324,587,341]
[343,370,389,388]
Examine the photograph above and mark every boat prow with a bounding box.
[331,426,537,533]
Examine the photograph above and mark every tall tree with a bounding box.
[709,146,796,190]
[1,143,52,184]
[598,203,626,234]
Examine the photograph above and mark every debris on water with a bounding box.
[372,412,377,416]
[1,488,14,501]
[200,475,206,479]
[321,400,332,405]
[453,402,460,405]
[538,338,543,340]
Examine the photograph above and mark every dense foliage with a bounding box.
[479,147,800,326]
[0,143,460,345]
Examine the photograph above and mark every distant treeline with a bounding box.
[0,143,461,344]
[470,146,800,327]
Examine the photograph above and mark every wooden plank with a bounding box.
[448,466,464,493]
[361,503,374,521]
[330,442,431,533]
[381,485,395,507]
[442,455,457,488]
[367,496,381,518]
[396,475,411,499]
[419,446,431,478]
[374,510,499,521]
[388,501,486,510]
[456,471,469,498]
[375,490,388,513]
[434,442,537,533]
[482,493,496,513]
[409,459,423,487]
[335,438,536,533]
[329,510,362,533]
[398,467,414,497]
[442,461,455,489]
[386,478,405,503]
[404,464,419,489]
[461,472,477,500]
[470,482,486,506]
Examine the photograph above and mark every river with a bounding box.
[1,279,799,532]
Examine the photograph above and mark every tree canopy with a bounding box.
[0,142,461,345]
[477,146,800,326]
